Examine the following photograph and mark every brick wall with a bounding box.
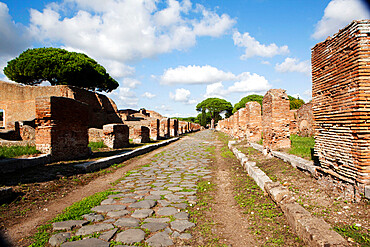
[0,81,121,129]
[160,118,170,138]
[312,20,370,194]
[289,110,298,135]
[103,124,129,148]
[170,119,178,137]
[132,126,150,144]
[88,128,104,142]
[35,96,89,161]
[296,102,314,137]
[245,101,262,143]
[262,89,291,151]
[150,119,160,140]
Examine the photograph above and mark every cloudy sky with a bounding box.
[1,0,369,117]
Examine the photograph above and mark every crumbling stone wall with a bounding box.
[262,89,291,151]
[296,102,314,137]
[236,107,247,139]
[312,20,370,195]
[150,119,160,140]
[89,128,104,143]
[160,118,170,138]
[103,124,129,148]
[289,110,298,135]
[0,81,121,129]
[35,96,89,161]
[245,101,262,143]
[170,119,178,137]
[132,126,150,144]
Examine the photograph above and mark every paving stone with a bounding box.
[52,220,88,231]
[83,213,104,222]
[144,217,170,223]
[131,209,154,218]
[129,200,156,209]
[141,222,168,232]
[170,203,188,209]
[49,232,70,246]
[92,205,126,213]
[150,190,172,196]
[99,228,118,241]
[119,198,136,203]
[156,207,178,216]
[145,195,161,200]
[114,217,140,227]
[103,219,116,223]
[145,232,174,247]
[116,229,145,244]
[172,231,180,238]
[158,200,171,206]
[170,220,195,232]
[61,238,109,247]
[174,212,189,220]
[167,187,182,191]
[164,194,183,202]
[179,233,192,239]
[101,198,116,205]
[107,210,130,217]
[75,223,114,235]
[135,190,150,195]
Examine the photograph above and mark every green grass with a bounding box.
[28,190,117,247]
[334,224,370,246]
[288,134,315,159]
[0,145,40,159]
[88,141,107,151]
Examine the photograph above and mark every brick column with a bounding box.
[103,124,129,148]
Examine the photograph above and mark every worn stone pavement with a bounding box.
[49,130,214,247]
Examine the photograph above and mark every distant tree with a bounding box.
[196,98,233,127]
[288,95,305,110]
[4,47,119,92]
[233,94,263,113]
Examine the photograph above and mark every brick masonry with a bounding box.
[132,126,150,144]
[296,102,314,137]
[35,96,90,161]
[103,124,129,149]
[245,101,262,143]
[262,89,291,151]
[312,20,370,197]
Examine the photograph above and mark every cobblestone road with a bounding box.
[49,130,215,247]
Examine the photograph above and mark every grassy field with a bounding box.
[0,145,40,159]
[288,134,315,160]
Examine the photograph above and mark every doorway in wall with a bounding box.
[0,109,4,128]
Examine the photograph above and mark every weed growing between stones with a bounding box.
[334,224,370,246]
[28,190,117,246]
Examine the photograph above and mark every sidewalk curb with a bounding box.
[228,140,348,247]
[75,137,180,172]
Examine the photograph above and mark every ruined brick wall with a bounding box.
[35,96,89,161]
[132,126,150,144]
[232,111,239,138]
[289,110,298,135]
[262,89,291,151]
[170,119,178,137]
[312,20,370,191]
[0,81,121,129]
[160,118,170,138]
[245,102,262,143]
[88,128,104,143]
[103,124,129,148]
[296,102,314,137]
[150,119,160,140]
[236,108,247,139]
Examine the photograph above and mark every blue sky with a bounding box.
[1,0,369,117]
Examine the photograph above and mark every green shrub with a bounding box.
[88,141,107,151]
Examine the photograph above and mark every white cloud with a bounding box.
[233,31,289,59]
[169,88,196,104]
[228,72,271,93]
[29,0,235,63]
[155,104,173,112]
[103,61,135,79]
[122,78,141,88]
[110,87,138,108]
[312,0,370,39]
[275,57,311,75]
[142,92,156,99]
[0,2,30,57]
[204,82,227,98]
[160,65,235,85]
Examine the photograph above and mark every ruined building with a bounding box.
[312,20,370,198]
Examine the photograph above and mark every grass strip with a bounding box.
[0,145,40,159]
[28,190,117,247]
[288,134,315,159]
[88,141,107,151]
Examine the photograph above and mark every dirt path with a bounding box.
[4,139,183,246]
[211,141,256,246]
